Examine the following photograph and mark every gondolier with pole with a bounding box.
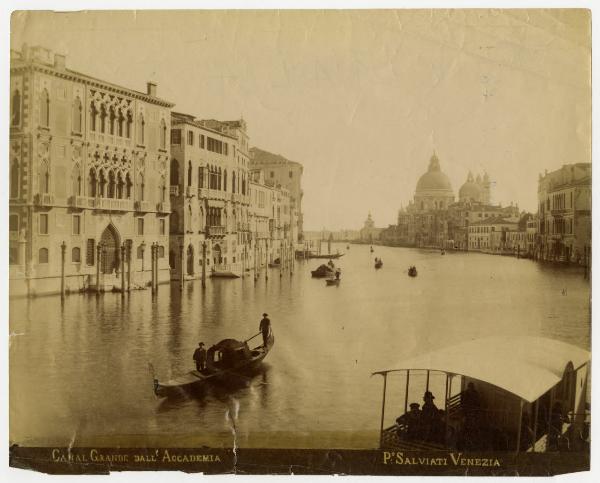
[259,313,271,348]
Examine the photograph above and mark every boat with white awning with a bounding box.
[372,336,590,453]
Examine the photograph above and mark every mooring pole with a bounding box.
[404,370,410,414]
[60,241,66,301]
[126,241,131,292]
[120,244,126,295]
[96,243,102,294]
[202,241,207,288]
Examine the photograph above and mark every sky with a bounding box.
[11,9,591,231]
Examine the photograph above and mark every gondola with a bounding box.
[311,264,335,278]
[152,332,275,398]
[308,253,345,260]
[325,278,341,286]
[408,266,417,277]
[375,260,383,269]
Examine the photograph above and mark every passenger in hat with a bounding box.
[421,391,441,441]
[396,403,422,441]
[193,342,207,372]
[259,313,271,348]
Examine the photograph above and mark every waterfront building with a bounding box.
[536,164,591,264]
[249,147,304,242]
[9,45,174,296]
[359,213,384,243]
[248,170,296,267]
[506,213,535,256]
[168,113,251,280]
[468,216,519,252]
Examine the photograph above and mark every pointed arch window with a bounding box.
[40,88,50,127]
[126,110,133,138]
[88,168,97,197]
[10,159,19,199]
[98,169,107,198]
[116,172,124,199]
[90,102,98,131]
[11,89,21,126]
[232,172,236,193]
[170,159,180,186]
[108,170,116,198]
[100,105,107,133]
[117,109,124,137]
[198,166,204,189]
[159,176,166,202]
[160,119,167,149]
[72,97,82,133]
[109,106,116,135]
[136,173,145,201]
[126,173,132,199]
[137,113,145,145]
[223,170,228,192]
[39,162,50,194]
[72,165,82,197]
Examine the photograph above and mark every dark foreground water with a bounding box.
[10,244,590,448]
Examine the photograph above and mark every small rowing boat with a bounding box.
[326,278,341,286]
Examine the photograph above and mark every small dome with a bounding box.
[459,171,482,201]
[415,153,453,192]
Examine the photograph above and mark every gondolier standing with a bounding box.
[259,313,271,347]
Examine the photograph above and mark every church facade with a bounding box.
[380,153,519,249]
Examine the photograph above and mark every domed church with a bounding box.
[459,171,491,204]
[413,153,455,211]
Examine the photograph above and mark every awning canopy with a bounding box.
[373,336,590,403]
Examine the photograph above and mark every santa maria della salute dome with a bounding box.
[413,153,455,211]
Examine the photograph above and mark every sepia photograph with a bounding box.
[6,5,593,477]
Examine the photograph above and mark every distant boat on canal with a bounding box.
[210,263,242,278]
[153,332,275,398]
[408,266,417,277]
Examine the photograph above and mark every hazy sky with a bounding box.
[12,9,591,231]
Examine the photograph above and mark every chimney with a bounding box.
[147,82,157,97]
[54,53,66,70]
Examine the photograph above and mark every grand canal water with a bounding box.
[10,244,590,449]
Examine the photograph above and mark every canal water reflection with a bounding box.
[9,244,590,448]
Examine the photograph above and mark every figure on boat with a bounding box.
[375,258,383,269]
[193,342,207,372]
[311,264,335,278]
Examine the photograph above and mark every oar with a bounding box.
[244,332,262,344]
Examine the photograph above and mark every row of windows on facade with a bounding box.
[170,159,248,195]
[30,162,168,204]
[171,129,229,156]
[15,213,167,237]
[13,243,167,266]
[11,89,168,150]
[540,191,575,213]
[539,218,574,235]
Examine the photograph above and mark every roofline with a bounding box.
[11,61,175,108]
[171,112,238,140]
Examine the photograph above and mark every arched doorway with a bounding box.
[187,244,194,275]
[213,243,222,266]
[100,224,120,274]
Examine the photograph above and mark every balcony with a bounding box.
[185,186,195,198]
[198,187,209,199]
[206,225,226,237]
[134,200,153,212]
[156,201,171,214]
[68,195,94,209]
[169,185,180,197]
[34,193,55,206]
[94,198,134,212]
[237,222,250,231]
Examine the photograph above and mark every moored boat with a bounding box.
[408,266,417,277]
[325,278,340,286]
[373,336,590,454]
[153,332,275,398]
